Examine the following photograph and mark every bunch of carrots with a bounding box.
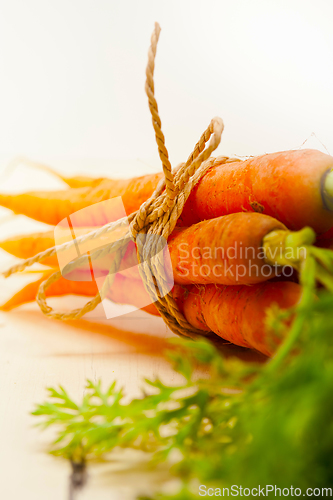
[2,148,333,358]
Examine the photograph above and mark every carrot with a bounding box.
[177,149,333,234]
[179,281,301,357]
[1,271,301,356]
[0,226,133,272]
[107,273,159,315]
[0,271,159,316]
[0,231,58,267]
[1,149,333,233]
[0,271,97,311]
[165,212,286,285]
[0,212,291,286]
[0,173,162,226]
[2,210,322,289]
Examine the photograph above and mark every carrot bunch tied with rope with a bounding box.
[1,23,333,358]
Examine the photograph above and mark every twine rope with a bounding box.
[2,23,240,338]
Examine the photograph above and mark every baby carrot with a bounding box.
[178,149,333,234]
[0,229,124,281]
[0,231,58,267]
[165,212,286,285]
[0,212,287,285]
[1,149,332,233]
[1,271,301,357]
[0,173,162,226]
[0,271,159,316]
[179,281,301,357]
[0,271,98,311]
[1,212,320,287]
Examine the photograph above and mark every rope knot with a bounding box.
[125,24,225,339]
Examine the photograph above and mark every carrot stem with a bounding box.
[314,262,333,292]
[322,168,333,211]
[284,227,316,250]
[265,254,316,372]
[308,246,333,273]
[263,227,315,267]
[264,227,333,292]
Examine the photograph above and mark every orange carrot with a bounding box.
[178,149,333,234]
[0,227,137,278]
[179,281,301,357]
[0,173,162,226]
[0,271,98,311]
[1,149,332,233]
[0,271,159,316]
[0,231,58,267]
[165,212,286,285]
[1,212,289,285]
[0,269,302,356]
[107,273,159,315]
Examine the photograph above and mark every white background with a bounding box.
[0,0,332,176]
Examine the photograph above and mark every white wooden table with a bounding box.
[0,305,183,499]
[0,160,184,500]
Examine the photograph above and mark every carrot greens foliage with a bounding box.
[32,257,333,498]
